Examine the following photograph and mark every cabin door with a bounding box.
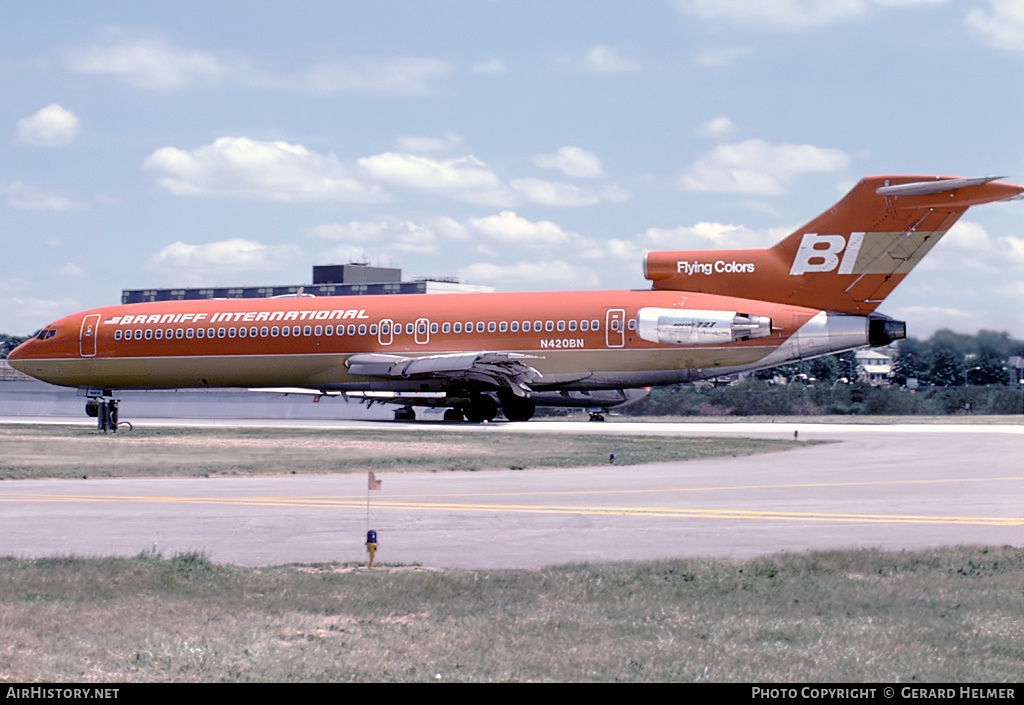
[378,319,394,346]
[415,318,430,345]
[80,314,100,357]
[605,309,625,348]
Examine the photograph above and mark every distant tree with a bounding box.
[0,333,31,359]
[926,342,963,387]
[806,355,840,384]
[891,338,927,386]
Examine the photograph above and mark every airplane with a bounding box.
[8,175,1022,427]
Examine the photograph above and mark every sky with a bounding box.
[2,0,1024,338]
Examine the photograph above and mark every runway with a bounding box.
[1,421,1020,568]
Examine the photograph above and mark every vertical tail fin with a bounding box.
[644,175,1022,313]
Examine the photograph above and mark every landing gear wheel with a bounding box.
[501,396,536,422]
[394,406,416,421]
[589,412,606,422]
[443,408,464,422]
[464,395,498,423]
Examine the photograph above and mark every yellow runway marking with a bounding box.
[4,490,1021,526]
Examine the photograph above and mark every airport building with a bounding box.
[121,263,493,304]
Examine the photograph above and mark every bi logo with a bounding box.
[789,232,865,276]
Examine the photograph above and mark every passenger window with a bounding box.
[261,326,269,337]
[293,326,301,336]
[196,328,204,339]
[628,319,636,331]
[523,321,531,332]
[442,322,450,334]
[477,322,485,333]
[370,324,378,335]
[557,321,565,332]
[406,323,414,335]
[581,320,589,332]
[165,328,173,339]
[207,328,215,338]
[534,321,542,332]
[487,322,496,333]
[134,329,142,340]
[454,322,462,333]
[358,324,367,335]
[430,323,438,334]
[187,328,194,339]
[218,328,226,338]
[271,326,279,337]
[303,325,311,336]
[314,325,322,336]
[511,321,519,332]
[154,329,163,340]
[569,320,577,332]
[326,325,333,336]
[238,327,246,338]
[348,325,356,336]
[114,330,122,340]
[545,321,554,332]
[282,326,290,337]
[229,328,236,338]
[499,321,507,332]
[145,329,153,340]
[591,320,600,331]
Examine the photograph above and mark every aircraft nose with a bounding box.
[7,339,30,361]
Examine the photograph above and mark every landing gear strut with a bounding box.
[82,389,126,432]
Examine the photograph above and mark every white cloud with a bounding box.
[148,239,304,275]
[672,0,867,28]
[967,0,1024,51]
[357,152,511,205]
[15,104,80,147]
[458,260,600,290]
[291,57,452,94]
[65,38,226,89]
[466,211,576,246]
[582,45,642,73]
[64,34,451,94]
[919,219,1024,271]
[606,222,785,263]
[697,116,738,137]
[508,178,604,207]
[677,139,849,195]
[673,0,948,29]
[532,146,604,178]
[1,182,82,211]
[143,137,383,203]
[395,131,464,153]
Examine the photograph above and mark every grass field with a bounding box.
[1,546,1020,682]
[0,424,812,480]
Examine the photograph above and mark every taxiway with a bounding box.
[0,421,1020,568]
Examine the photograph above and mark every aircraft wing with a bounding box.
[345,351,544,396]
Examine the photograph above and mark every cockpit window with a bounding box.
[35,329,57,341]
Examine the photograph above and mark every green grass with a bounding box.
[1,546,1020,682]
[0,424,813,479]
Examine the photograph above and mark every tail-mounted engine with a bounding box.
[637,308,772,346]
